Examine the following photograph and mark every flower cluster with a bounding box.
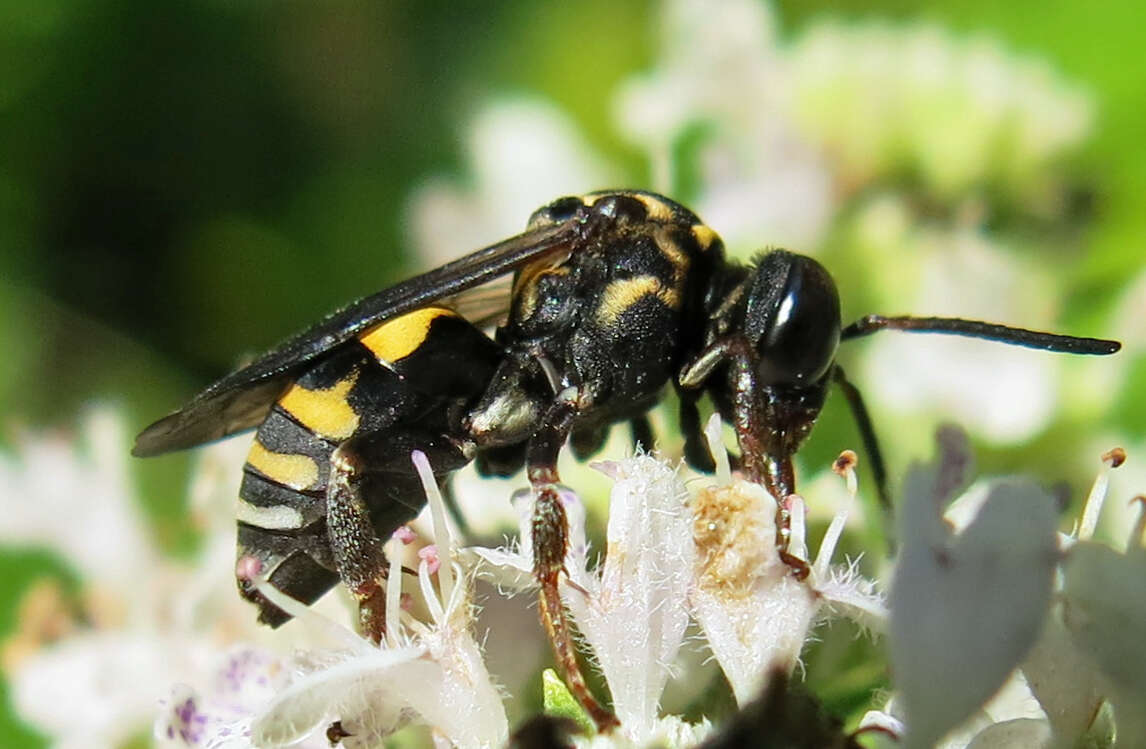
[0,408,283,749]
[4,406,1144,748]
[135,413,880,748]
[863,436,1145,748]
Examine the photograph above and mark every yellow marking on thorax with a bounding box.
[653,226,691,285]
[278,372,360,441]
[513,263,570,320]
[246,440,320,492]
[691,223,720,252]
[360,307,456,365]
[596,275,680,326]
[632,193,676,222]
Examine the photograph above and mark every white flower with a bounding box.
[688,417,885,707]
[858,226,1064,444]
[229,450,508,749]
[564,455,694,743]
[870,437,1144,748]
[1049,448,1146,746]
[860,671,1050,749]
[155,648,301,749]
[0,407,155,588]
[470,415,883,746]
[787,20,1092,201]
[888,427,1060,749]
[0,408,291,748]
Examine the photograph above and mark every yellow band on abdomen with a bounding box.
[359,307,456,365]
[246,440,321,492]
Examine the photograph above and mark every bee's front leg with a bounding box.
[526,390,619,733]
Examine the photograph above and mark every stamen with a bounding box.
[412,450,455,602]
[235,555,263,582]
[418,545,442,575]
[788,495,809,563]
[833,450,859,496]
[1104,446,1128,468]
[703,413,731,485]
[442,562,466,622]
[1077,447,1125,541]
[418,559,446,625]
[816,451,859,579]
[392,525,417,545]
[385,549,401,648]
[252,579,368,652]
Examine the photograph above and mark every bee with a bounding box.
[135,190,1120,731]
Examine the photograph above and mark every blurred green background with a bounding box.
[1,0,1143,745]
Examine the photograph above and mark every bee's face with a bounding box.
[743,250,841,388]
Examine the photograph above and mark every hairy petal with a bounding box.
[564,457,693,742]
[688,479,816,705]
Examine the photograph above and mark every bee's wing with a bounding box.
[442,279,514,329]
[132,222,576,456]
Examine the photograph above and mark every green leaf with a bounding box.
[542,669,595,736]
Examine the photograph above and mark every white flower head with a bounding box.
[688,415,885,707]
[0,407,155,589]
[859,228,1065,445]
[469,415,883,745]
[153,449,508,749]
[469,460,693,744]
[867,444,1143,748]
[1,409,281,748]
[788,20,1092,200]
[155,648,297,749]
[409,98,620,269]
[615,0,833,251]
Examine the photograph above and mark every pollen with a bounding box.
[691,480,779,598]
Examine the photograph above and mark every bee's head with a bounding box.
[681,249,842,486]
[527,195,588,229]
[741,250,841,388]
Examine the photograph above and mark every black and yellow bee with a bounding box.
[135,189,1120,730]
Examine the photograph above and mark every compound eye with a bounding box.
[748,251,841,387]
[527,196,585,229]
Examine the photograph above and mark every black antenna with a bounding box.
[841,315,1121,355]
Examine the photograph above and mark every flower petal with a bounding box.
[251,648,425,747]
[1061,535,1146,744]
[563,456,693,741]
[891,451,1059,748]
[1020,613,1106,743]
[688,479,817,705]
[964,718,1052,749]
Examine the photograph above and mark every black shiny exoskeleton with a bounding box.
[232,306,503,635]
[135,190,1120,731]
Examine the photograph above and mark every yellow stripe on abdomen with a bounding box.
[236,498,305,530]
[246,440,321,492]
[359,307,456,365]
[278,373,360,441]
